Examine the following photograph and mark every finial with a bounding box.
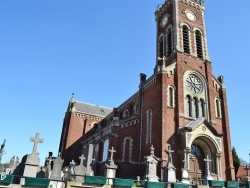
[70,92,75,102]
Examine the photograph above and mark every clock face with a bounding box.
[161,16,168,27]
[186,75,202,93]
[186,11,196,21]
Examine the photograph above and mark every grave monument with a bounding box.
[145,145,160,182]
[74,154,87,182]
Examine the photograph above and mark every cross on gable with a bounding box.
[79,154,86,165]
[30,133,44,154]
[109,147,116,160]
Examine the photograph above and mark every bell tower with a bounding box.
[155,0,209,68]
[153,0,235,181]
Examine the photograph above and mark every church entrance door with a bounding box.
[189,144,205,185]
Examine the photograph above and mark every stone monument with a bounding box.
[203,155,213,184]
[23,133,43,178]
[85,144,94,176]
[181,149,190,184]
[163,146,176,183]
[50,152,64,181]
[69,160,76,176]
[0,139,6,173]
[74,154,87,182]
[145,145,160,182]
[7,156,20,174]
[104,146,118,185]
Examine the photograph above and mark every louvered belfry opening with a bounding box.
[167,28,172,56]
[196,30,203,58]
[183,25,190,54]
[159,36,164,58]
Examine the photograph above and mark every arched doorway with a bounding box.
[189,144,205,184]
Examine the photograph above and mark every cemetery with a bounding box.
[0,134,249,188]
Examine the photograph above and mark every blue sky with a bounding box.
[0,0,250,166]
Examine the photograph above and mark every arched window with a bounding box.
[123,137,133,161]
[196,30,203,58]
[102,139,109,162]
[168,86,174,107]
[185,95,192,117]
[183,25,190,54]
[124,110,129,118]
[159,36,164,58]
[167,28,172,56]
[199,99,205,117]
[135,103,139,114]
[146,109,152,144]
[215,98,221,118]
[193,97,199,118]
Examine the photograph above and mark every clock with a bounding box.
[186,74,202,93]
[161,15,168,27]
[186,11,196,21]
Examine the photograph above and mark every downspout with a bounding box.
[138,73,146,177]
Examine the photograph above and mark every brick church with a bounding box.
[59,0,235,182]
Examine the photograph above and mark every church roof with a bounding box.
[236,166,250,178]
[74,101,113,117]
[184,117,223,137]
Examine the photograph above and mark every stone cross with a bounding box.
[150,145,155,155]
[30,133,44,154]
[165,146,174,164]
[204,155,212,175]
[70,160,76,166]
[244,165,250,177]
[79,154,86,166]
[58,152,61,157]
[109,147,116,161]
[0,139,6,163]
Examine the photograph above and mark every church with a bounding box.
[59,0,235,183]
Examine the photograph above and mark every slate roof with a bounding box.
[236,166,250,178]
[74,101,113,117]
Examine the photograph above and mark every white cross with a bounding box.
[150,145,155,155]
[79,154,86,165]
[109,147,116,160]
[204,155,212,174]
[30,133,43,154]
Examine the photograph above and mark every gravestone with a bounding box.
[36,166,46,178]
[69,160,76,175]
[45,152,53,178]
[74,154,87,182]
[181,149,190,184]
[85,144,94,176]
[145,145,160,182]
[23,133,44,178]
[7,156,20,174]
[203,155,213,184]
[62,166,71,181]
[163,146,176,183]
[0,139,6,173]
[50,153,64,181]
[105,146,118,185]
